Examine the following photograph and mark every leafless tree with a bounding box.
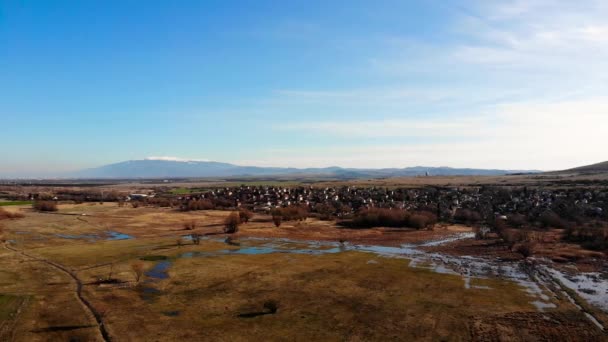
[224,212,241,234]
[183,220,196,230]
[272,215,282,228]
[238,208,253,223]
[131,261,145,283]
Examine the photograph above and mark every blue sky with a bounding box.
[1,0,607,176]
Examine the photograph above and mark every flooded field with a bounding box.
[0,204,606,341]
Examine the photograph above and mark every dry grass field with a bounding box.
[0,203,606,341]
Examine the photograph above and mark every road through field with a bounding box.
[3,243,111,342]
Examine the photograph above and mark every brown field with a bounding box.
[0,203,606,341]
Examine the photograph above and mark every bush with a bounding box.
[515,241,536,258]
[272,205,308,222]
[182,199,215,211]
[343,208,437,230]
[0,208,24,220]
[131,261,144,283]
[183,220,196,230]
[499,228,533,250]
[454,209,482,224]
[272,215,282,227]
[538,211,567,229]
[238,208,254,223]
[348,208,407,228]
[507,214,527,228]
[313,203,334,220]
[224,212,241,234]
[407,212,437,230]
[564,226,608,251]
[33,201,57,212]
[150,197,172,207]
[263,300,278,313]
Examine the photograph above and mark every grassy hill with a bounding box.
[565,161,608,173]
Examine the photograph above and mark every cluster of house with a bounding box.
[175,185,608,221]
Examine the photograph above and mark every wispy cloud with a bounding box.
[274,117,492,138]
[264,96,608,170]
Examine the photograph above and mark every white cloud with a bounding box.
[255,2,608,170]
[264,97,608,170]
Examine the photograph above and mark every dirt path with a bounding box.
[3,243,111,342]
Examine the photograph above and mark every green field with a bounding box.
[0,201,32,207]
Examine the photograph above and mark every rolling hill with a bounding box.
[69,159,537,179]
[563,161,608,174]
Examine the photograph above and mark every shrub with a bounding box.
[183,220,196,230]
[564,226,608,251]
[499,228,533,250]
[272,205,308,222]
[152,197,172,207]
[0,208,24,220]
[238,208,254,223]
[263,300,278,313]
[343,208,437,230]
[348,208,408,228]
[538,211,567,229]
[182,199,215,211]
[407,212,437,230]
[507,214,527,228]
[515,241,536,258]
[224,212,241,234]
[131,261,144,283]
[33,201,57,212]
[314,203,334,220]
[272,215,282,228]
[131,201,140,208]
[213,198,233,208]
[453,209,482,224]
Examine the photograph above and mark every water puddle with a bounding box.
[54,231,134,241]
[106,231,133,240]
[541,266,608,313]
[140,260,172,302]
[162,310,181,317]
[145,260,171,280]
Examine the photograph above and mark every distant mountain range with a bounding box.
[69,159,539,179]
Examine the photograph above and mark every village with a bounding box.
[162,185,607,226]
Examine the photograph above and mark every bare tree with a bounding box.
[272,215,282,228]
[107,263,115,281]
[238,208,254,223]
[33,201,57,212]
[131,261,145,283]
[224,212,241,234]
[183,220,196,230]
